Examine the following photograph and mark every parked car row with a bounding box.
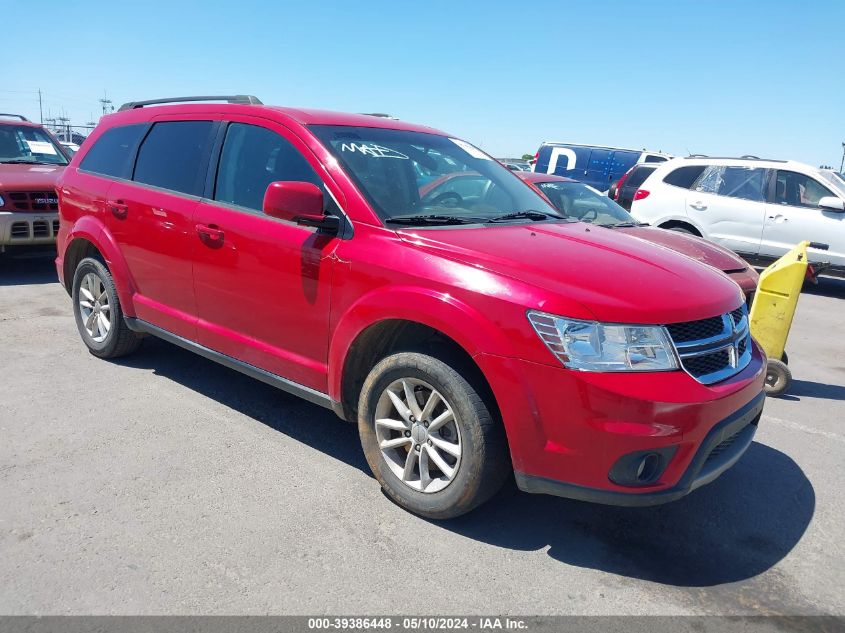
[51,95,765,519]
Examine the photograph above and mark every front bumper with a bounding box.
[514,391,763,506]
[0,211,59,246]
[477,338,767,505]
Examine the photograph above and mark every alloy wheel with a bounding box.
[78,272,111,343]
[374,378,462,493]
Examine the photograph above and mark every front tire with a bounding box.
[72,256,142,358]
[358,352,509,519]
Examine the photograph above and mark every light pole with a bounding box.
[840,142,845,173]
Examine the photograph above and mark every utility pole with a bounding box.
[99,91,113,117]
[840,142,844,173]
[57,115,70,143]
[38,89,43,123]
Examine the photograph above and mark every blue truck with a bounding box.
[532,142,671,192]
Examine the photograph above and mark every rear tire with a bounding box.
[72,256,142,359]
[764,358,792,396]
[358,351,509,519]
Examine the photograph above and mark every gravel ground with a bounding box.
[0,251,843,615]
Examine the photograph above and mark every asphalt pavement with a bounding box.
[0,251,842,615]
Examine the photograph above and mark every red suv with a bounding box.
[1,114,69,251]
[56,96,766,518]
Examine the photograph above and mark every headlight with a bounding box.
[527,311,679,372]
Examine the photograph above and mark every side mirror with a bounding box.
[818,196,845,212]
[263,181,339,233]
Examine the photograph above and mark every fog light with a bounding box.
[609,446,677,487]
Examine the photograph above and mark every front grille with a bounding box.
[8,190,59,212]
[10,222,30,239]
[666,304,752,385]
[52,219,60,235]
[684,349,731,378]
[705,429,743,463]
[32,220,49,238]
[666,316,725,343]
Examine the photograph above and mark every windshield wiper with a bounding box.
[487,209,560,223]
[386,214,481,226]
[0,159,60,165]
[598,221,639,228]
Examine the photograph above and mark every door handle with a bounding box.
[196,223,225,247]
[689,201,707,211]
[107,200,128,219]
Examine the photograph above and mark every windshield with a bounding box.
[819,170,845,196]
[536,180,638,226]
[0,125,69,165]
[310,125,563,225]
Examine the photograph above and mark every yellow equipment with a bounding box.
[749,240,829,395]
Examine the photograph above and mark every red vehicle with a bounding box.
[517,171,759,302]
[56,96,765,518]
[1,114,70,251]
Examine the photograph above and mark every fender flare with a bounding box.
[64,216,138,317]
[654,215,706,237]
[327,285,517,402]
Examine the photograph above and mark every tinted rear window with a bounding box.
[79,124,147,179]
[663,165,707,189]
[625,165,656,188]
[133,121,214,196]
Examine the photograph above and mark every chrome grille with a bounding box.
[8,190,59,212]
[666,305,752,385]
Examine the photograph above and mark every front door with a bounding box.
[685,164,768,256]
[761,169,845,268]
[192,120,341,392]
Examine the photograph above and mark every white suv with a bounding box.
[629,157,845,276]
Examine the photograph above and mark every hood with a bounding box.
[0,163,65,191]
[616,226,749,272]
[397,222,744,324]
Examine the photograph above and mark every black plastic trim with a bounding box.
[124,318,339,413]
[515,391,765,507]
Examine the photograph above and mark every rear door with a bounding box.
[761,169,845,268]
[685,164,768,256]
[104,119,217,339]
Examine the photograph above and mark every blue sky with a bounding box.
[4,0,844,167]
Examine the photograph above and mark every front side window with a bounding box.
[775,171,835,208]
[310,125,561,225]
[693,165,766,201]
[214,123,326,212]
[0,124,68,166]
[536,181,635,226]
[133,121,214,196]
[79,124,148,179]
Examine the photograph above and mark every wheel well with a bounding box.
[62,238,103,294]
[340,320,499,425]
[659,220,701,236]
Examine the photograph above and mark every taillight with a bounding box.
[614,171,631,200]
[633,189,650,201]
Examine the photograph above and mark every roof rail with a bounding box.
[683,155,786,163]
[118,95,263,111]
[0,113,30,122]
